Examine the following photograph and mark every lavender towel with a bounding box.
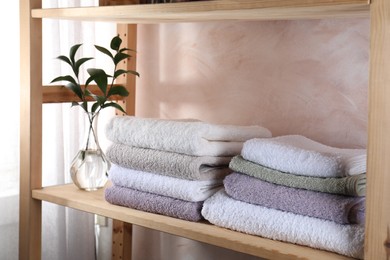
[229,156,366,196]
[109,164,222,202]
[105,185,203,222]
[106,143,231,180]
[105,116,272,156]
[242,135,366,177]
[224,173,365,224]
[202,190,364,259]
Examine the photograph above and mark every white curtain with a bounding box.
[42,1,116,259]
[0,2,20,259]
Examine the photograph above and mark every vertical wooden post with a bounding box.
[110,23,138,260]
[19,0,43,259]
[366,0,390,259]
[99,1,138,260]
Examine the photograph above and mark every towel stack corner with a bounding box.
[202,135,367,259]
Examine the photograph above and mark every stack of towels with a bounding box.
[202,135,366,259]
[104,116,272,221]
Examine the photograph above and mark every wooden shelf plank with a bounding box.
[32,0,370,23]
[33,184,355,260]
[42,85,127,103]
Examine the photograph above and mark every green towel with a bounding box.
[229,156,366,197]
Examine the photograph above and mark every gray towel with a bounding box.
[224,173,365,224]
[106,143,231,180]
[105,185,203,222]
[229,156,366,196]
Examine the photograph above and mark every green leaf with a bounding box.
[114,52,130,65]
[102,102,126,114]
[119,47,136,53]
[81,101,88,113]
[65,82,83,100]
[113,69,140,79]
[56,55,72,67]
[107,85,129,97]
[110,35,122,51]
[73,57,93,77]
[87,68,108,95]
[91,102,100,113]
[69,44,82,64]
[85,76,94,87]
[71,101,80,108]
[95,45,113,59]
[51,75,77,85]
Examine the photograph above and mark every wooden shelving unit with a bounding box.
[20,0,390,259]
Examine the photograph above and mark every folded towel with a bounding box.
[202,190,364,259]
[105,185,203,221]
[224,172,365,224]
[109,164,222,202]
[241,135,366,177]
[229,155,366,196]
[105,116,272,156]
[106,143,231,180]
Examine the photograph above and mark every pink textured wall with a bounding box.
[136,19,369,149]
[133,19,369,259]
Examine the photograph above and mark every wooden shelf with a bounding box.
[33,184,354,260]
[32,0,370,23]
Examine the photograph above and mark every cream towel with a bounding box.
[105,116,272,156]
[202,190,364,259]
[106,143,231,180]
[241,135,366,177]
[109,164,222,202]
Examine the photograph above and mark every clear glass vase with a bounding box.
[70,112,110,191]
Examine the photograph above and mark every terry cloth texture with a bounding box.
[109,164,222,202]
[241,135,366,177]
[105,185,203,222]
[229,155,366,196]
[202,190,364,259]
[106,143,231,180]
[224,172,365,224]
[105,116,272,156]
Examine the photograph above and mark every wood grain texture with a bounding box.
[32,0,370,23]
[112,220,132,260]
[33,184,355,260]
[42,85,127,103]
[19,0,43,259]
[365,0,390,259]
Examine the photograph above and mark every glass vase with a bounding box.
[70,111,110,191]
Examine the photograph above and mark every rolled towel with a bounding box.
[109,164,222,202]
[241,135,366,177]
[224,172,365,224]
[105,116,272,156]
[106,143,231,180]
[202,190,364,259]
[105,185,203,222]
[229,155,366,196]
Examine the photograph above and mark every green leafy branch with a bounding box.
[51,35,140,116]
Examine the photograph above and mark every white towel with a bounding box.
[109,164,222,202]
[241,135,366,177]
[202,190,364,259]
[105,116,272,156]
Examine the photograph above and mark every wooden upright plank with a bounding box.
[365,0,390,259]
[19,0,43,259]
[31,0,370,23]
[110,22,138,260]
